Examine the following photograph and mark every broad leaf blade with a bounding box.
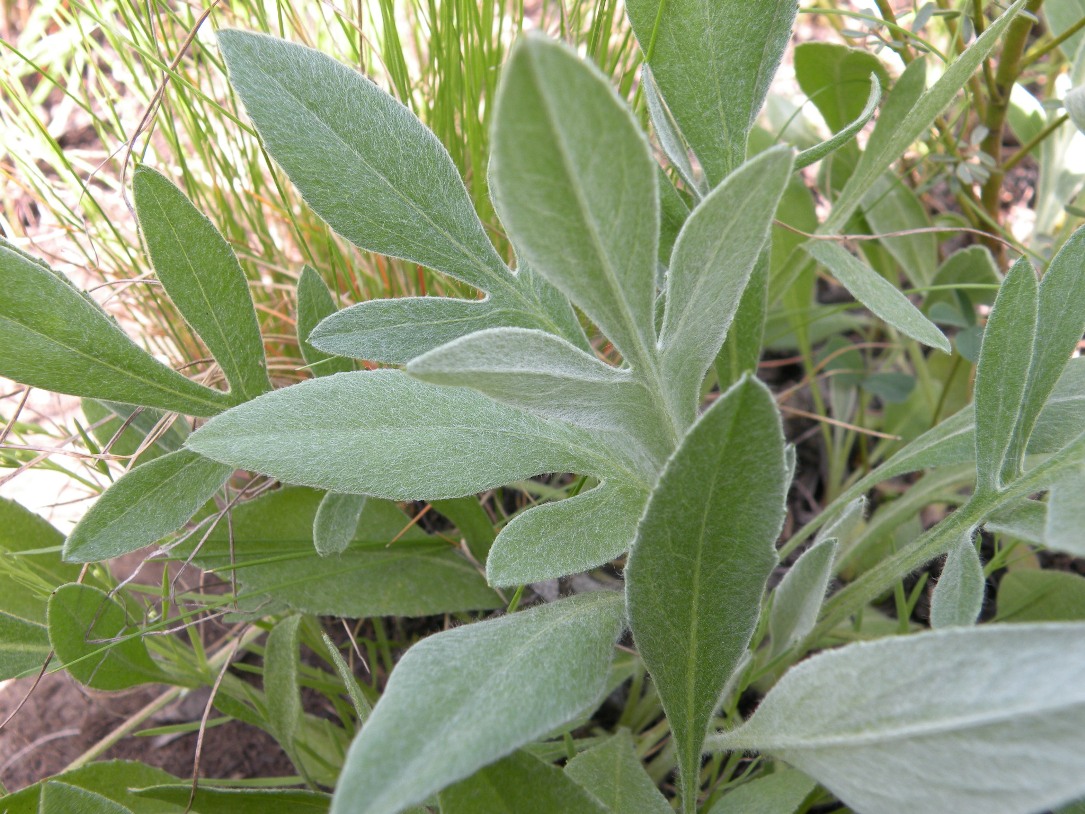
[297,266,353,376]
[997,570,1085,623]
[314,493,367,557]
[626,376,786,811]
[440,751,607,814]
[805,241,950,352]
[48,584,168,690]
[328,591,626,814]
[660,147,793,420]
[1045,462,1085,557]
[486,481,649,587]
[769,538,838,657]
[218,30,509,292]
[186,488,500,617]
[973,258,1039,493]
[707,769,817,814]
[565,730,671,814]
[186,370,647,499]
[491,35,658,363]
[0,241,230,416]
[712,623,1085,814]
[133,166,271,402]
[64,449,231,562]
[39,783,133,814]
[929,534,986,628]
[626,0,797,185]
[0,761,183,814]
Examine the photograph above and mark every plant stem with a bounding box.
[1002,113,1071,173]
[1021,13,1085,69]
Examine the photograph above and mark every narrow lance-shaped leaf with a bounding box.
[972,258,1038,493]
[626,376,787,812]
[133,166,271,402]
[186,370,650,500]
[769,538,838,658]
[0,240,230,416]
[929,533,985,629]
[660,147,794,422]
[439,751,607,814]
[716,250,770,391]
[804,240,951,353]
[491,35,659,366]
[642,65,703,197]
[265,615,306,776]
[564,730,672,814]
[626,0,798,185]
[63,449,231,563]
[218,30,582,363]
[711,623,1085,814]
[297,266,353,376]
[39,783,133,814]
[313,493,367,557]
[794,75,881,171]
[825,0,1029,231]
[328,591,627,814]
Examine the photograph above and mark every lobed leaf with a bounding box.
[328,591,626,814]
[0,240,230,416]
[63,449,232,562]
[626,0,797,184]
[133,166,271,402]
[626,376,787,811]
[491,35,658,365]
[711,623,1085,814]
[186,370,649,500]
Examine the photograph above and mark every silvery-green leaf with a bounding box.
[329,591,626,814]
[322,631,372,722]
[63,450,231,562]
[133,166,271,402]
[297,267,353,376]
[795,44,887,136]
[218,30,508,293]
[184,488,500,618]
[186,370,650,499]
[711,623,1085,814]
[973,258,1038,493]
[985,498,1046,545]
[626,0,797,184]
[716,251,770,391]
[862,175,938,289]
[794,75,881,171]
[439,751,606,814]
[314,493,367,557]
[825,0,1029,231]
[815,496,866,546]
[658,168,691,264]
[660,148,793,421]
[641,65,703,196]
[39,783,132,814]
[0,240,229,417]
[707,769,817,814]
[1045,462,1085,556]
[805,241,950,353]
[863,57,926,172]
[407,328,662,457]
[265,615,304,769]
[769,538,838,657]
[491,35,658,365]
[486,481,649,587]
[0,761,179,814]
[564,730,671,814]
[929,534,985,628]
[626,377,786,811]
[1067,85,1085,134]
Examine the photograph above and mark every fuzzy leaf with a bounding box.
[929,534,985,628]
[48,584,168,690]
[491,35,658,364]
[769,538,838,657]
[314,493,367,557]
[660,147,793,420]
[711,623,1085,814]
[133,166,271,401]
[564,730,671,814]
[626,377,786,810]
[39,783,133,814]
[328,591,626,814]
[0,762,182,814]
[0,613,50,682]
[1045,462,1085,557]
[642,65,702,196]
[805,241,950,352]
[794,75,881,171]
[0,240,229,416]
[973,258,1039,493]
[430,496,496,563]
[265,615,305,770]
[626,0,797,184]
[439,751,607,814]
[486,480,649,587]
[63,450,231,562]
[997,570,1085,623]
[186,370,648,499]
[134,786,329,813]
[297,267,353,376]
[826,0,1029,230]
[707,769,817,814]
[185,488,500,617]
[795,44,888,136]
